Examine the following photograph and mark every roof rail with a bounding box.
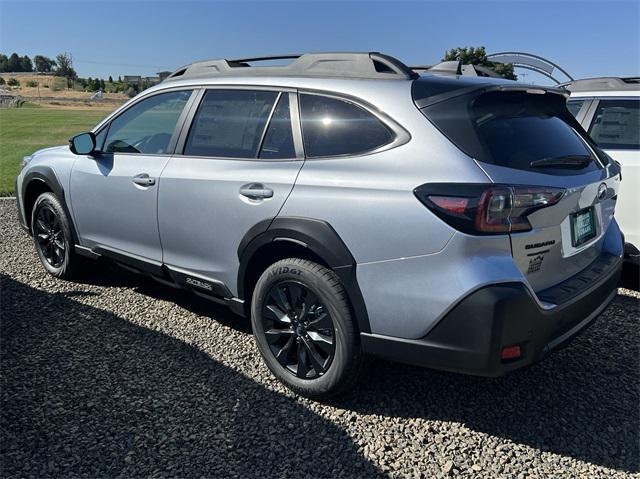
[164,52,419,82]
[558,77,640,92]
[410,61,503,79]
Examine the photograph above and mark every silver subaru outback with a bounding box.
[16,52,624,398]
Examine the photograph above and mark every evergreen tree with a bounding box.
[20,55,33,72]
[443,46,517,80]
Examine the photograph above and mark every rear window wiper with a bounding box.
[530,155,592,168]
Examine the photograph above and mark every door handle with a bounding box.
[239,183,274,199]
[133,173,156,187]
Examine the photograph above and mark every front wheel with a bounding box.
[251,258,363,399]
[31,192,82,279]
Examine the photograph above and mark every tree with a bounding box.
[7,53,21,72]
[443,46,517,80]
[34,55,56,73]
[55,52,76,79]
[7,77,19,86]
[0,54,8,72]
[99,78,105,90]
[20,55,33,72]
[86,77,94,91]
[108,75,113,83]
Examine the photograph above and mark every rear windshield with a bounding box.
[416,87,602,175]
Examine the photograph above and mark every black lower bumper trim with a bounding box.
[361,253,622,377]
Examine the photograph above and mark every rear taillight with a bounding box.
[414,184,565,235]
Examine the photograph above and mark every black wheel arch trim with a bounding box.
[237,216,371,333]
[21,166,80,245]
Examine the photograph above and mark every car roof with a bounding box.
[559,77,640,93]
[163,52,420,82]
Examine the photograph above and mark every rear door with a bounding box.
[158,88,303,295]
[420,88,621,291]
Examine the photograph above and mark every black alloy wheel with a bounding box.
[261,280,336,379]
[34,204,66,268]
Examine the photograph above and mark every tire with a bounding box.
[251,258,364,399]
[30,192,82,279]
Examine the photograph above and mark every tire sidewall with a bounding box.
[31,193,73,277]
[251,260,355,395]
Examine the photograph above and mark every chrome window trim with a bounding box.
[91,85,199,136]
[95,87,198,157]
[105,83,411,162]
[256,91,282,156]
[297,89,411,160]
[174,85,303,162]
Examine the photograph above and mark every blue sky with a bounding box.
[1,1,638,84]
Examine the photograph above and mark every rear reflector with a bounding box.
[428,196,469,215]
[501,345,522,360]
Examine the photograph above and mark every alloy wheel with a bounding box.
[34,205,66,268]
[261,281,336,379]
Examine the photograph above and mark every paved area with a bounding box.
[1,200,638,478]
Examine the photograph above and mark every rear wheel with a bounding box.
[251,258,363,399]
[31,192,82,279]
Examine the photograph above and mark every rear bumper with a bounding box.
[361,252,622,376]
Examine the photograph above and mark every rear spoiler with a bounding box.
[415,83,570,109]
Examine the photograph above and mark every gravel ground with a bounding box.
[1,199,639,478]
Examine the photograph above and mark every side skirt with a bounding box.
[77,245,246,316]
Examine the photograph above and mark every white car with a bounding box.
[565,77,639,266]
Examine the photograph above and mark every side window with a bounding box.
[184,89,278,158]
[299,94,394,158]
[588,99,640,150]
[566,100,585,118]
[259,94,295,159]
[104,90,191,154]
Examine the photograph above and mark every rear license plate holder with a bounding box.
[570,207,596,247]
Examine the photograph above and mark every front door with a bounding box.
[70,89,193,262]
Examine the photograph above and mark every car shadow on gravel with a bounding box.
[338,292,640,473]
[72,262,253,334]
[0,274,381,478]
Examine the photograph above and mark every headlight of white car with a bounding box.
[19,155,32,171]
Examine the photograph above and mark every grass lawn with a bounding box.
[0,108,110,196]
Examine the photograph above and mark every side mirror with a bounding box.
[69,132,96,155]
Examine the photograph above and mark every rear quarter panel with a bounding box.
[279,81,491,263]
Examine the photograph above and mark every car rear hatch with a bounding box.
[413,77,621,294]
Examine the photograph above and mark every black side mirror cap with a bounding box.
[69,132,96,155]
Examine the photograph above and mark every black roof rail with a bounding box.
[411,61,462,75]
[229,54,304,65]
[164,52,419,82]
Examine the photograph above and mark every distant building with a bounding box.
[144,76,160,85]
[157,71,172,82]
[123,75,142,86]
